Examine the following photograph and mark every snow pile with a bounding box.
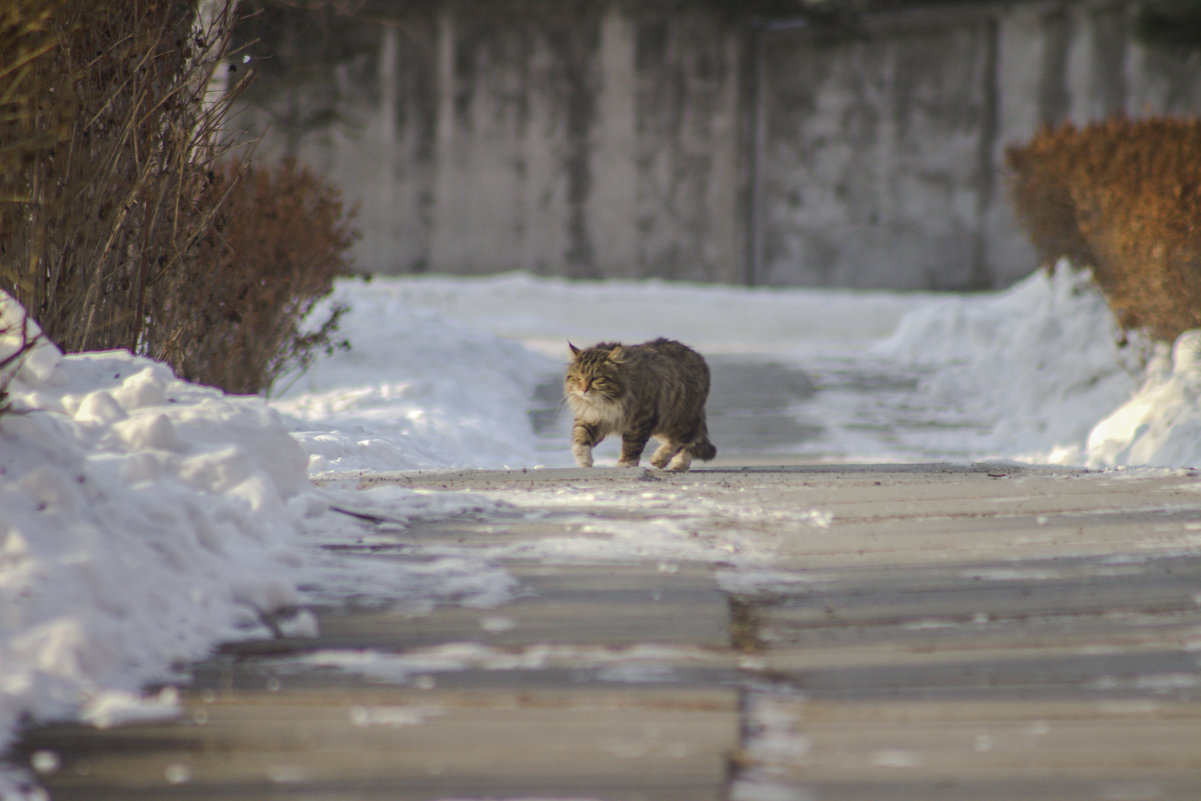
[0,294,317,752]
[271,280,560,473]
[1084,330,1201,468]
[874,263,1149,463]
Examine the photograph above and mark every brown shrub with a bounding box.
[1006,116,1201,342]
[149,158,358,395]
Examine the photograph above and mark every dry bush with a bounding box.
[1006,116,1201,342]
[1,1,358,395]
[0,0,243,353]
[151,158,358,395]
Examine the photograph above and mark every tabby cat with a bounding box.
[564,338,717,471]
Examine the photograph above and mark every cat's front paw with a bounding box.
[572,444,594,467]
[616,458,640,468]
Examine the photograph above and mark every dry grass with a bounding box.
[1,0,239,352]
[0,0,358,395]
[1006,116,1201,342]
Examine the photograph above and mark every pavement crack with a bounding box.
[728,595,768,654]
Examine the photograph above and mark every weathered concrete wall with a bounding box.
[757,2,1201,289]
[757,13,1001,289]
[233,0,1201,289]
[237,1,745,283]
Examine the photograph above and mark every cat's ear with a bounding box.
[607,345,627,364]
[568,342,580,356]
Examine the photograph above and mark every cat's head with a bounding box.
[565,342,627,403]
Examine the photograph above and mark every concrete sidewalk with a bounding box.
[11,464,1201,800]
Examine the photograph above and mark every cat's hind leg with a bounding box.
[617,436,648,466]
[618,412,656,467]
[650,439,685,469]
[665,449,692,471]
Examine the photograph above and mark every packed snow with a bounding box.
[4,261,1201,786]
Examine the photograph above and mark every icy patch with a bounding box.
[962,567,1063,581]
[434,798,603,801]
[1088,673,1201,693]
[467,484,830,567]
[348,704,445,728]
[80,687,182,729]
[272,643,722,685]
[716,570,837,596]
[296,485,518,610]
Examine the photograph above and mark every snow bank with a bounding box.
[271,280,561,473]
[0,294,316,752]
[871,262,1201,467]
[286,266,1201,470]
[873,264,1149,463]
[1083,330,1201,468]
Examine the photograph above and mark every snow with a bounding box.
[4,260,1201,782]
[279,262,1166,467]
[0,297,314,756]
[270,287,555,472]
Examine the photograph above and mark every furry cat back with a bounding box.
[564,338,717,470]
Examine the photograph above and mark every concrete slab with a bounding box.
[734,696,1201,801]
[24,685,739,801]
[229,563,736,655]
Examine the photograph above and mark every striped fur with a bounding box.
[564,338,717,471]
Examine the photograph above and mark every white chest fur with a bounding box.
[567,391,627,435]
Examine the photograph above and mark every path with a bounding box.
[9,463,1201,800]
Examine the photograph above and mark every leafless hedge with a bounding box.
[0,0,356,395]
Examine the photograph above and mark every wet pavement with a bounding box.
[8,463,1201,800]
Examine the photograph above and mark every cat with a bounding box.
[564,338,717,471]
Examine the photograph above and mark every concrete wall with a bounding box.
[234,0,1201,289]
[238,1,746,283]
[757,2,1201,289]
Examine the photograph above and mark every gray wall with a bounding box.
[234,0,1201,290]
